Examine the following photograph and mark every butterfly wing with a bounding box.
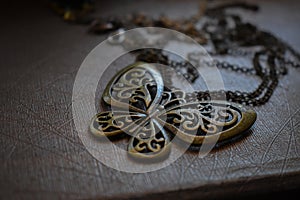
[102,62,164,113]
[90,62,166,140]
[90,111,146,137]
[157,93,256,145]
[127,119,171,160]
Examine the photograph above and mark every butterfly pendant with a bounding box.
[90,62,257,161]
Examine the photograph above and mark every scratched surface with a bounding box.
[1,0,300,199]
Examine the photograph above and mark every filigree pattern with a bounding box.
[90,62,257,160]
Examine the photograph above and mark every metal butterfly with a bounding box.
[90,62,256,160]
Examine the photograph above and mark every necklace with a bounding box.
[53,1,300,160]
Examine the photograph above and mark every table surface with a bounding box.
[1,0,300,199]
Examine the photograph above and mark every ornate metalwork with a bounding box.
[90,62,257,160]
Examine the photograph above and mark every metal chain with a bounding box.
[133,2,300,107]
[135,47,298,106]
[195,50,281,106]
[208,59,256,75]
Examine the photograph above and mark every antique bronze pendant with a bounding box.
[90,62,257,160]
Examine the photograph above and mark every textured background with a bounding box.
[1,0,300,199]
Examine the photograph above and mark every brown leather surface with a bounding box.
[1,0,300,199]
